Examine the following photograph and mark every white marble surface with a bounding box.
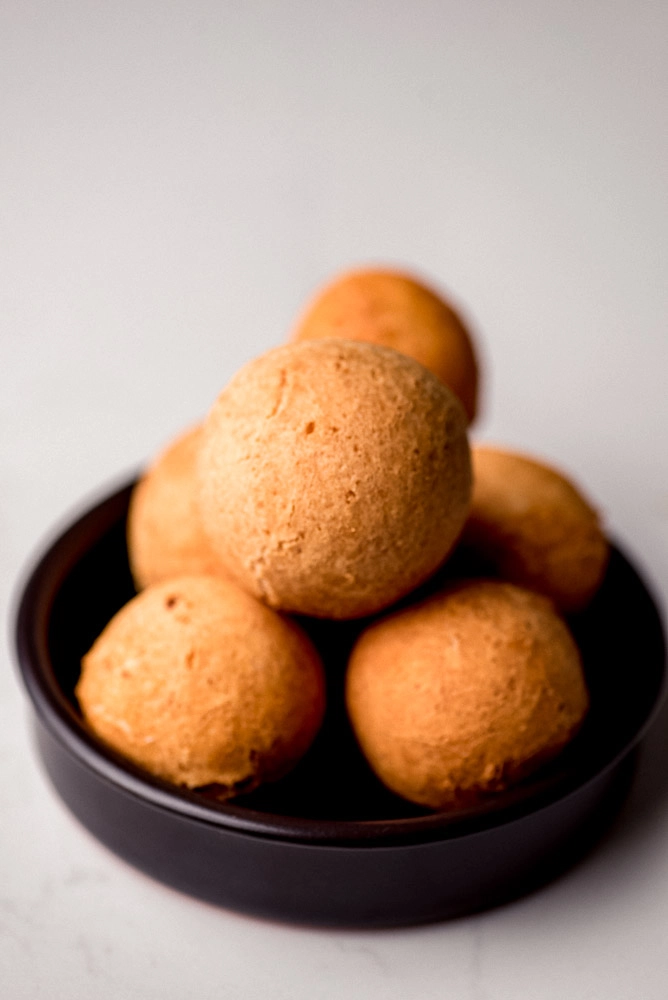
[2,2,668,996]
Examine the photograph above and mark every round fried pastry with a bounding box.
[462,445,609,612]
[346,579,589,810]
[197,339,472,619]
[291,267,480,423]
[75,575,326,794]
[127,425,224,589]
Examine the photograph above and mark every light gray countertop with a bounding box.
[3,3,668,997]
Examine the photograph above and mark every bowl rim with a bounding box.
[13,475,668,849]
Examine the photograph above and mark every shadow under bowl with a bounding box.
[13,478,667,927]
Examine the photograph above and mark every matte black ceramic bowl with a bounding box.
[14,478,666,927]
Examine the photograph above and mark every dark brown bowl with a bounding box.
[13,478,666,927]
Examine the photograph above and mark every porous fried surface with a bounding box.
[463,445,609,612]
[291,268,480,423]
[346,579,589,810]
[76,576,326,794]
[127,425,224,589]
[197,339,472,619]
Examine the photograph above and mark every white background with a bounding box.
[2,2,668,997]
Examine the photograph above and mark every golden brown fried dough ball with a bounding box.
[462,445,609,613]
[76,576,326,794]
[346,580,589,810]
[197,339,472,620]
[291,268,480,423]
[127,425,225,590]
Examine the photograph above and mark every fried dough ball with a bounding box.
[127,425,224,589]
[346,580,589,810]
[75,576,326,794]
[462,445,609,613]
[291,268,480,423]
[197,339,472,620]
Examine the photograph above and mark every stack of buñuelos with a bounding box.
[77,265,608,810]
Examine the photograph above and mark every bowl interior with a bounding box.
[18,479,667,842]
